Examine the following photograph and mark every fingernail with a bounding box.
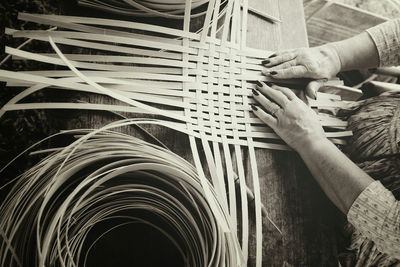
[256,81,263,87]
[268,54,276,58]
[261,60,270,65]
[252,88,259,96]
[250,104,258,111]
[265,82,273,87]
[270,71,277,75]
[312,91,317,100]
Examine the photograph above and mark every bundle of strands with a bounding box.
[344,92,400,193]
[339,92,400,267]
[0,121,242,267]
[77,0,211,18]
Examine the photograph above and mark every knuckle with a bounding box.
[259,113,270,122]
[304,62,318,72]
[284,53,294,61]
[291,67,302,75]
[283,88,294,96]
[278,69,289,76]
[280,62,291,69]
[262,69,269,76]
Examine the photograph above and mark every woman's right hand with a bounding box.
[262,44,342,98]
[251,82,327,152]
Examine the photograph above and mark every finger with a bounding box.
[256,81,290,107]
[262,52,297,67]
[305,79,326,99]
[266,48,296,59]
[252,88,282,115]
[267,59,297,72]
[271,84,297,100]
[250,104,277,129]
[269,65,308,79]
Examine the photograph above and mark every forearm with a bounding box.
[298,138,374,214]
[329,32,379,71]
[329,19,400,70]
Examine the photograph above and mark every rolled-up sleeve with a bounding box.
[347,181,400,258]
[366,19,400,67]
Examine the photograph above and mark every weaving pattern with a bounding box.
[0,1,353,266]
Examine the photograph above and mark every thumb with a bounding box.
[305,79,327,99]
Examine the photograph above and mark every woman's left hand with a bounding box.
[251,82,326,152]
[261,45,341,99]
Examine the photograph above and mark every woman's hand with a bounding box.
[262,45,342,98]
[251,81,327,152]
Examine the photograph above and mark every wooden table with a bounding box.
[2,0,341,265]
[67,1,340,266]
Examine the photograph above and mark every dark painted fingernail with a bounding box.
[256,81,263,87]
[268,54,277,58]
[261,60,270,65]
[252,88,259,96]
[270,71,277,75]
[311,90,317,100]
[266,82,273,87]
[250,104,258,111]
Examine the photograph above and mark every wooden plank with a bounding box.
[305,0,387,46]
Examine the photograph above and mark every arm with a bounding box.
[263,31,379,79]
[299,137,400,258]
[252,82,400,257]
[252,82,374,214]
[297,137,373,213]
[333,19,400,70]
[331,31,379,71]
[262,19,400,97]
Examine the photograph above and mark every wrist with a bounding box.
[330,40,349,71]
[295,136,331,156]
[321,43,342,75]
[329,32,379,71]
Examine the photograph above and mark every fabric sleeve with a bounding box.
[366,19,400,67]
[347,181,400,258]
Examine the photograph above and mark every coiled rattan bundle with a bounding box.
[345,92,400,162]
[0,120,241,267]
[343,92,400,195]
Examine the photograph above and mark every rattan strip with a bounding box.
[0,70,350,138]
[77,0,211,19]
